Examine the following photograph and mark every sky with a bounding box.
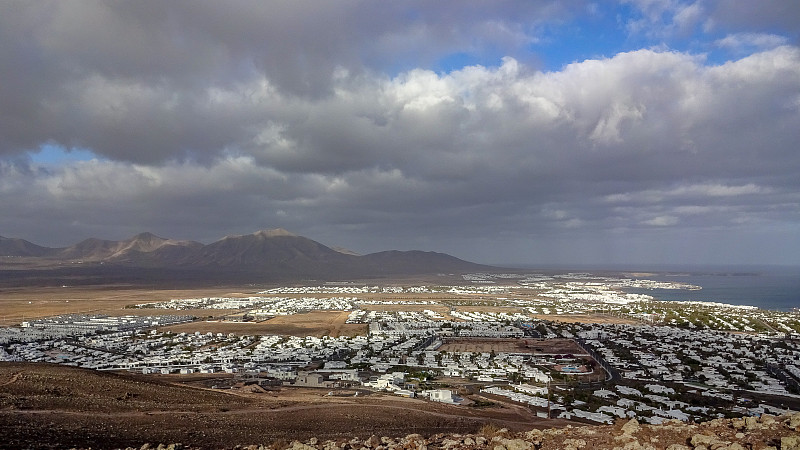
[1,0,799,267]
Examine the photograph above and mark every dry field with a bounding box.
[159,311,367,337]
[0,286,250,326]
[438,338,587,355]
[0,362,566,449]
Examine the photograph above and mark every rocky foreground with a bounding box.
[110,413,800,450]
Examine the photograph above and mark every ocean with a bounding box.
[624,266,800,312]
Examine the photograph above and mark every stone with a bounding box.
[789,412,800,430]
[366,435,381,448]
[475,437,487,445]
[524,429,543,442]
[726,443,746,450]
[665,444,689,450]
[782,435,800,450]
[563,438,586,450]
[290,441,316,450]
[463,438,475,446]
[308,438,318,446]
[621,418,641,436]
[622,440,643,449]
[744,417,760,431]
[440,439,459,449]
[690,434,722,447]
[502,438,531,450]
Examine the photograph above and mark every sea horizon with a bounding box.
[489,263,800,312]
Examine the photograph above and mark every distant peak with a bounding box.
[254,228,297,238]
[332,246,361,256]
[131,232,164,240]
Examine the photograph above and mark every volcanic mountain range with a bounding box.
[0,229,494,282]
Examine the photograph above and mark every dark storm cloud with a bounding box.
[706,0,800,34]
[0,1,799,265]
[0,0,577,163]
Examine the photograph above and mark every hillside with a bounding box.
[0,236,51,257]
[0,363,798,449]
[0,229,496,285]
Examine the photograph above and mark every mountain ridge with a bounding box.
[0,229,495,281]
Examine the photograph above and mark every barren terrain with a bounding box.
[0,362,565,449]
[0,286,244,327]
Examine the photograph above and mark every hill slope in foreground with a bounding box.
[1,363,798,450]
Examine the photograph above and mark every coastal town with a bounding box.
[1,272,799,427]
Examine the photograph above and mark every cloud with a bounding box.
[704,0,800,34]
[621,0,704,38]
[643,215,679,226]
[0,1,581,160]
[0,2,799,265]
[715,32,789,52]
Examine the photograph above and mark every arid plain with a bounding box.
[0,281,594,449]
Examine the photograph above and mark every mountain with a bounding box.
[194,229,348,269]
[330,246,361,256]
[360,250,487,274]
[0,229,496,282]
[54,232,203,261]
[0,235,51,257]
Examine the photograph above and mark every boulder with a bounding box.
[289,441,316,450]
[501,438,532,450]
[365,435,381,448]
[782,435,800,450]
[665,444,689,450]
[621,418,641,436]
[563,438,586,450]
[789,412,800,430]
[744,417,760,431]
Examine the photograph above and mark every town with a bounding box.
[1,272,799,427]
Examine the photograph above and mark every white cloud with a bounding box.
[715,32,789,51]
[643,215,679,226]
[622,0,704,38]
[1,1,800,265]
